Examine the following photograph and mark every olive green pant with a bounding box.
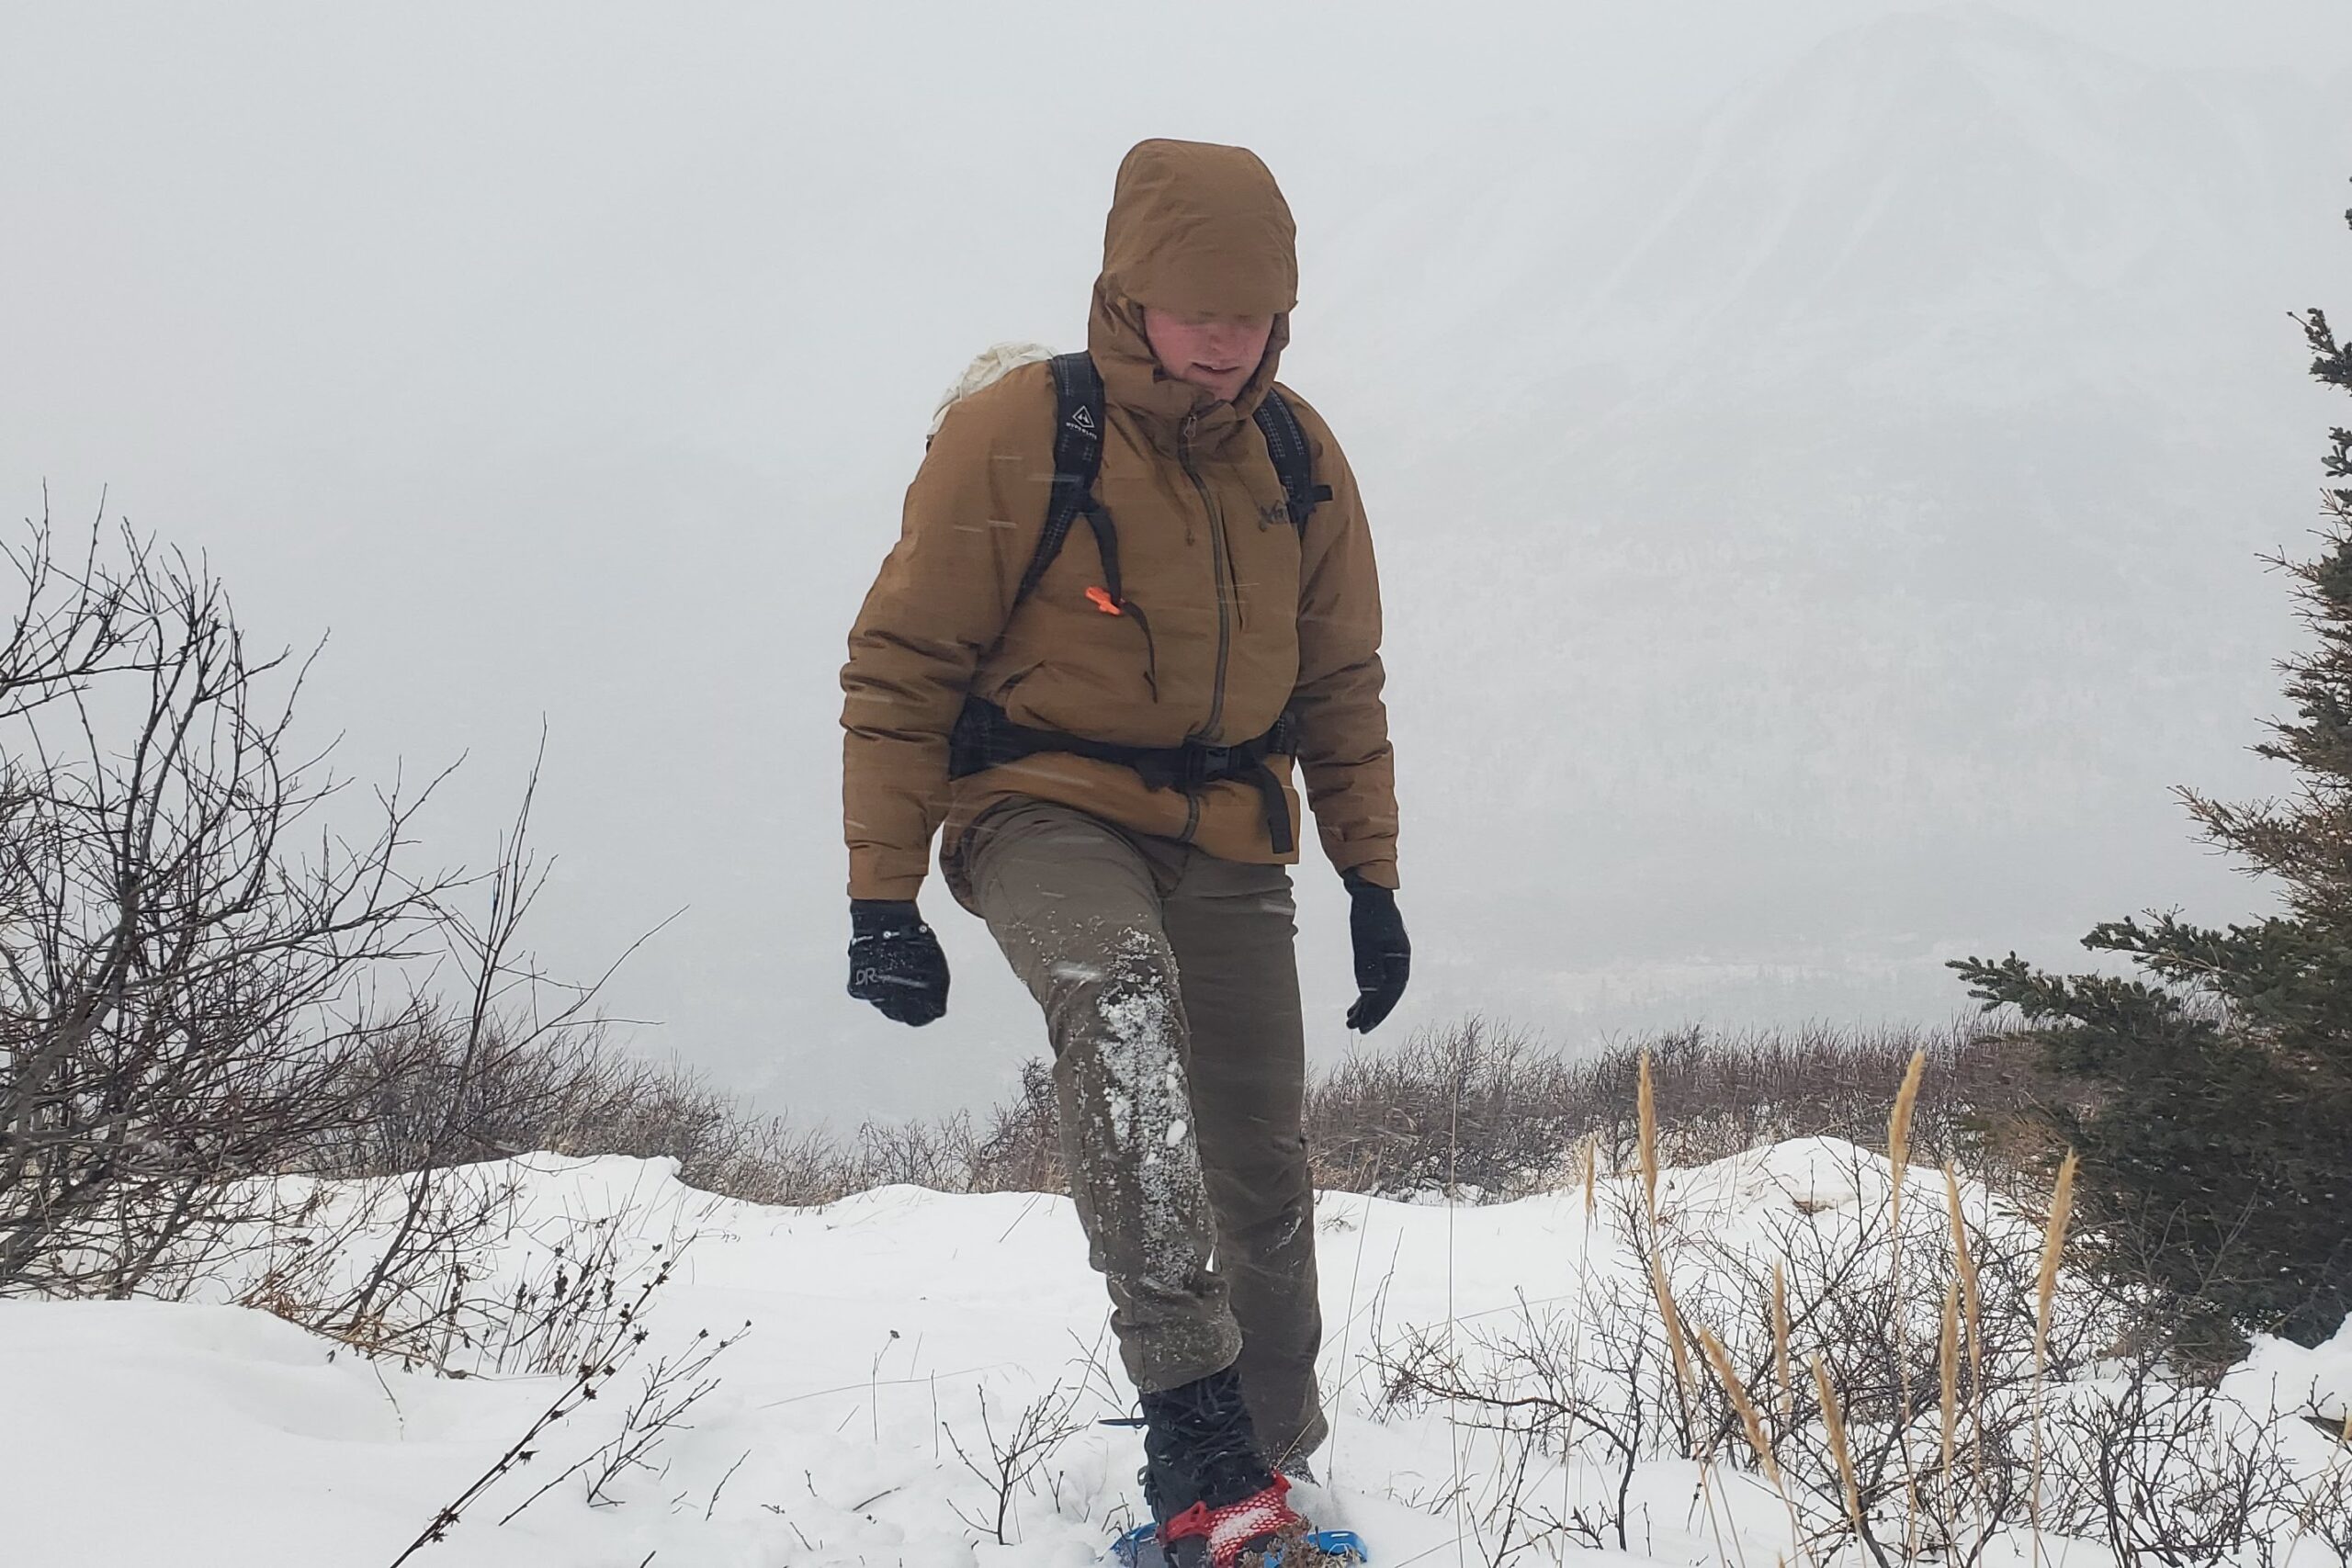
[967,802,1327,1463]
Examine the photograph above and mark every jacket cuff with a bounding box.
[848,863,928,902]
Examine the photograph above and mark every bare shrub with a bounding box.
[402,1015,2050,1215]
[288,752,684,1360]
[1692,1166,2081,1565]
[2046,1352,2320,1566]
[0,510,456,1297]
[498,1315,752,1519]
[1307,1016,2049,1202]
[386,1241,693,1564]
[227,1132,714,1378]
[951,1056,1064,1196]
[1375,1150,2106,1563]
[304,1012,624,1177]
[1365,1046,2352,1568]
[943,1371,1096,1546]
[304,1029,1062,1210]
[1307,1018,1585,1199]
[1374,1240,1668,1553]
[670,1113,856,1209]
[289,1005,2059,1218]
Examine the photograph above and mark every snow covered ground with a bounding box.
[7,1144,2349,1568]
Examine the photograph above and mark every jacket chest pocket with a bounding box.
[1222,463,1304,629]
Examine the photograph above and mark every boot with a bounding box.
[1140,1366,1307,1568]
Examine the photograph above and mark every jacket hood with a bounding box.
[1089,139,1296,432]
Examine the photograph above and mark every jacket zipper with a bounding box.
[1180,413,1233,742]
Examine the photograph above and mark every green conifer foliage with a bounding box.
[1952,189,2352,1357]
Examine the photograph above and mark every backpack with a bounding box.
[1014,352,1331,615]
[940,350,1330,856]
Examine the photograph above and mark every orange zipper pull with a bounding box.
[1086,585,1124,616]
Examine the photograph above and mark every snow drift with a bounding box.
[8,1144,2349,1567]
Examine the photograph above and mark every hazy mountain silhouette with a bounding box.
[1312,6,2352,1032]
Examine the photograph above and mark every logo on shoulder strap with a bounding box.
[1069,404,1098,436]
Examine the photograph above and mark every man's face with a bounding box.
[1141,308,1276,404]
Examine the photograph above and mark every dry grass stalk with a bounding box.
[1942,1165,1983,1393]
[2028,1150,2078,1568]
[1772,1261,1794,1421]
[1702,1314,1809,1568]
[1939,1281,1961,1483]
[1943,1162,1989,1492]
[2286,1407,2352,1560]
[1886,1048,1926,1233]
[1637,1049,1659,1224]
[1699,1325,1781,1486]
[2033,1151,2078,1370]
[1649,1252,1698,1408]
[1885,1050,1927,1560]
[1630,1052,1700,1460]
[1812,1354,1866,1535]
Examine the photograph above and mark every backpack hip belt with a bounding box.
[948,697,1298,856]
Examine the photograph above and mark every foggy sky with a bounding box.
[5,1,2348,1122]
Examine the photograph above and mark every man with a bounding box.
[841,139,1408,1568]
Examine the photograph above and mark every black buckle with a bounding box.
[1183,743,1232,787]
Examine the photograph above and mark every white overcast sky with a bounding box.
[5,2,2347,1122]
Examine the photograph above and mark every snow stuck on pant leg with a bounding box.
[1089,926,1216,1306]
[1094,930,1196,1148]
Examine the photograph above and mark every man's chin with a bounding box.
[1184,370,1240,395]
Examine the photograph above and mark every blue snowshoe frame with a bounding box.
[1111,1524,1368,1568]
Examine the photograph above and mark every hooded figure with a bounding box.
[841,140,1409,1568]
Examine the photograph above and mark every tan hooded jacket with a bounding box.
[841,140,1398,905]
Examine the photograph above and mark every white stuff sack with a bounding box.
[928,341,1057,438]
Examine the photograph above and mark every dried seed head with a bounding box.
[1771,1262,1794,1419]
[1888,1049,1927,1232]
[2034,1151,2078,1370]
[1637,1051,1659,1224]
[1812,1354,1865,1530]
[1939,1282,1961,1482]
[1650,1254,1696,1400]
[1699,1325,1781,1485]
[1943,1163,1983,1390]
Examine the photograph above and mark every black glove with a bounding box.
[847,899,949,1026]
[1342,872,1410,1032]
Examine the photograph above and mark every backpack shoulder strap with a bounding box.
[1012,353,1108,609]
[1253,388,1335,532]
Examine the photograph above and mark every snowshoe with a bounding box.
[1118,1367,1364,1568]
[1112,1502,1366,1568]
